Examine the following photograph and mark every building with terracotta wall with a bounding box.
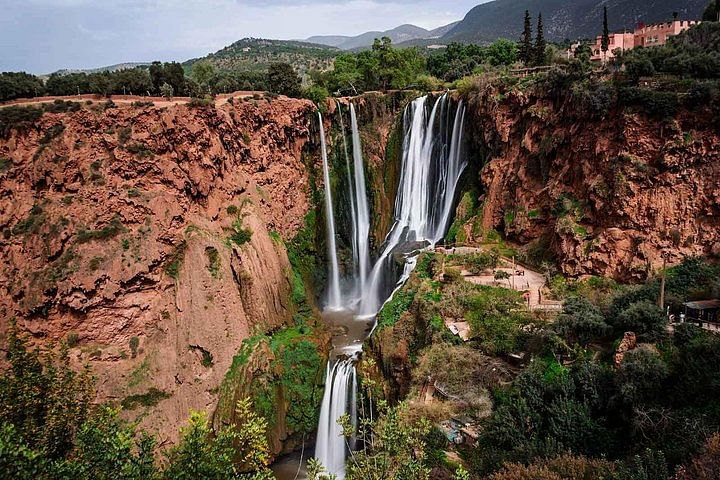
[569,19,702,63]
[590,32,635,62]
[634,20,701,48]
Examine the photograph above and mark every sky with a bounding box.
[0,0,490,74]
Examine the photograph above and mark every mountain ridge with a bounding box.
[443,0,709,43]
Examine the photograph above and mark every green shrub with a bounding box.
[120,388,170,410]
[125,142,153,158]
[164,241,187,280]
[0,157,11,171]
[129,337,139,358]
[188,97,212,108]
[227,216,252,247]
[205,246,221,278]
[66,331,79,347]
[76,216,125,243]
[0,105,43,137]
[377,289,416,330]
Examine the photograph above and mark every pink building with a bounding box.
[590,32,635,62]
[569,19,702,63]
[633,20,701,48]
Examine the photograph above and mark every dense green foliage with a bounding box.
[267,62,302,97]
[0,324,274,479]
[0,72,45,101]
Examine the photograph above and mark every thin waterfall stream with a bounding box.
[318,113,342,310]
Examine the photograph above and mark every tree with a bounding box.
[164,400,273,480]
[534,12,547,66]
[611,300,668,341]
[555,297,612,345]
[0,321,93,460]
[0,72,45,102]
[485,39,519,66]
[267,62,301,97]
[160,82,174,100]
[601,6,610,62]
[615,348,668,405]
[703,0,720,21]
[190,61,215,96]
[341,403,432,480]
[520,10,533,65]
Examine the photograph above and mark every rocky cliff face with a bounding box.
[460,86,720,281]
[0,96,318,447]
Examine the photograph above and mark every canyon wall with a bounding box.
[458,85,720,281]
[0,96,319,448]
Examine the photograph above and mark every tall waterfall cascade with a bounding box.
[318,113,342,310]
[349,104,371,296]
[360,93,467,316]
[314,94,466,479]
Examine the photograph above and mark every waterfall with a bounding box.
[319,113,342,309]
[359,93,467,316]
[337,103,358,282]
[349,104,371,294]
[313,94,466,478]
[315,359,356,480]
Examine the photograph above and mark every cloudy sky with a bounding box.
[1,0,489,74]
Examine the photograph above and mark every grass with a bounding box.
[76,216,125,243]
[0,157,12,171]
[11,203,45,236]
[120,388,171,410]
[128,358,150,387]
[164,241,187,280]
[377,289,416,330]
[205,246,221,278]
[227,216,252,247]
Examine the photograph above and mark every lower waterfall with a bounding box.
[313,93,466,479]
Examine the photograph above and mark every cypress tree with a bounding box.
[601,6,610,61]
[520,10,533,65]
[534,12,546,66]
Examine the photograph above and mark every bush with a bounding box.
[76,216,125,243]
[129,337,139,358]
[120,388,170,410]
[164,240,187,280]
[302,85,330,110]
[0,105,43,137]
[611,300,668,341]
[619,87,679,118]
[555,297,612,345]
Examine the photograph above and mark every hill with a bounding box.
[306,22,459,50]
[443,0,709,43]
[184,38,338,75]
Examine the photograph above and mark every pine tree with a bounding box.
[520,10,533,65]
[534,12,546,66]
[601,6,610,61]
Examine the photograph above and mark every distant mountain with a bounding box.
[304,35,351,48]
[428,21,460,38]
[443,0,708,43]
[305,22,459,50]
[184,38,338,75]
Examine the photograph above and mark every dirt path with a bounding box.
[438,246,562,312]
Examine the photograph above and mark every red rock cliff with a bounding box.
[461,86,720,281]
[0,96,317,445]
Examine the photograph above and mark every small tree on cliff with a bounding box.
[534,12,547,66]
[268,62,302,98]
[703,0,720,21]
[601,6,610,62]
[520,10,534,65]
[160,82,174,101]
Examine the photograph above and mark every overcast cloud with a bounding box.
[0,0,488,74]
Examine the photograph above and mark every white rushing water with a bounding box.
[336,104,358,287]
[315,359,357,479]
[318,113,342,310]
[359,93,467,316]
[313,94,466,479]
[349,104,371,295]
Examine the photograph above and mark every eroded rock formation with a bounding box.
[0,96,316,447]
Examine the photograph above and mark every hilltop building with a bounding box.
[568,19,701,63]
